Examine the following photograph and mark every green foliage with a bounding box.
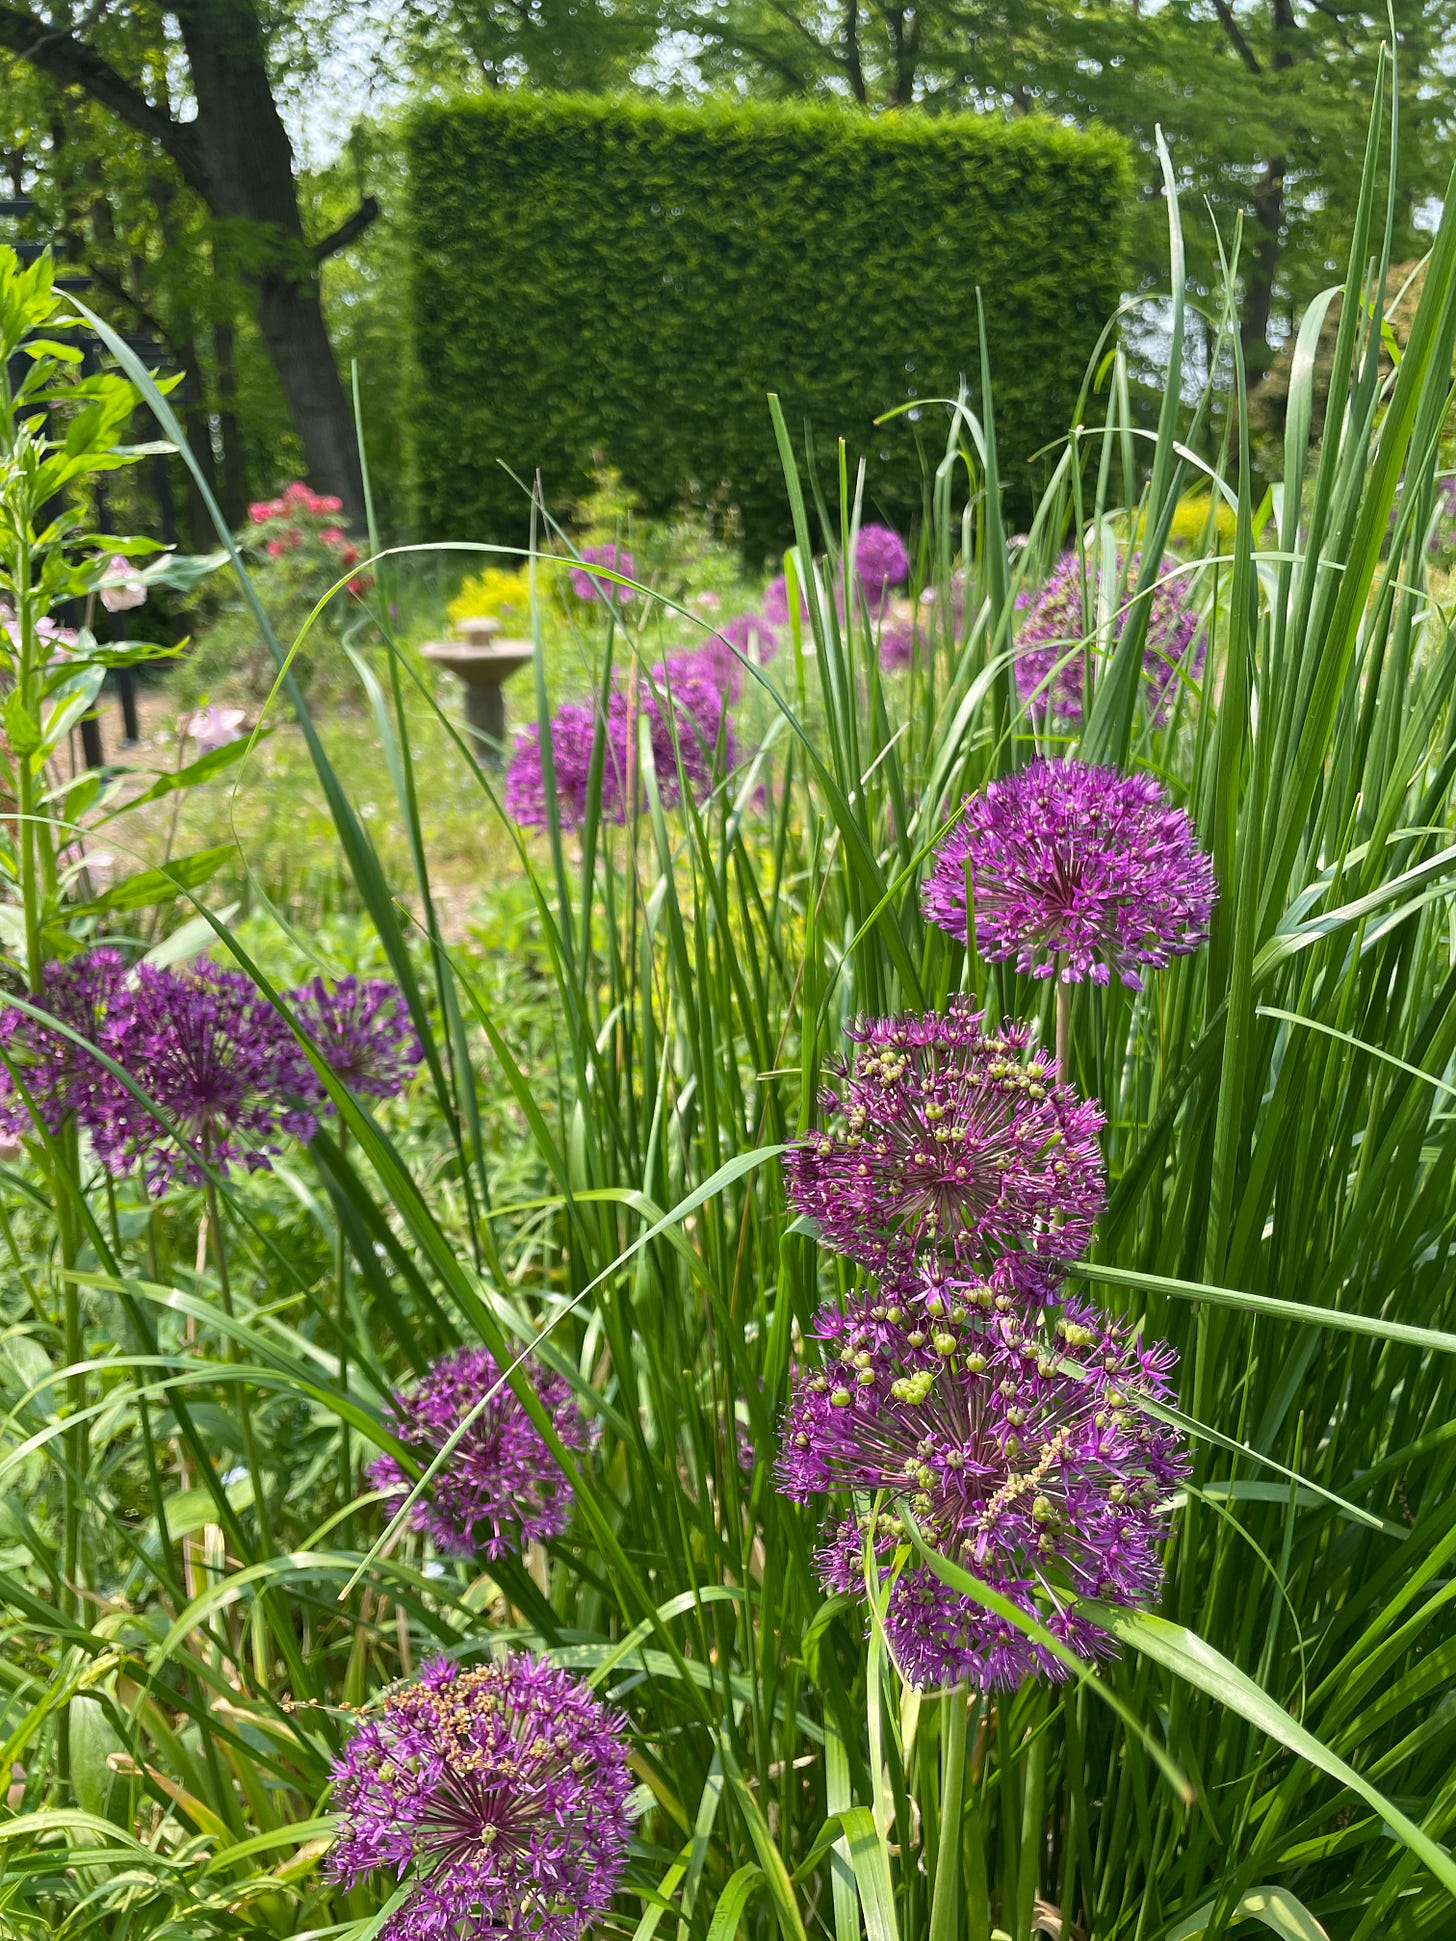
[406,93,1130,553]
[9,100,1456,1941]
[663,0,1456,376]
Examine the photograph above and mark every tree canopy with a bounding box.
[0,0,1449,534]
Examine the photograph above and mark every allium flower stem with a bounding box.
[928,1686,971,1941]
[58,1117,85,1638]
[1056,969,1071,1074]
[335,1122,352,1504]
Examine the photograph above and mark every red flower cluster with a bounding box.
[245,480,368,593]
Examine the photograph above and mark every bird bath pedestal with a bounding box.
[422,619,533,763]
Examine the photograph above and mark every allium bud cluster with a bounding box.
[785,999,1105,1277]
[778,1286,1186,1689]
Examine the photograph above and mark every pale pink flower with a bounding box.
[99,555,147,614]
[178,705,248,753]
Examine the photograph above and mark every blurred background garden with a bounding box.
[4,2,1456,1940]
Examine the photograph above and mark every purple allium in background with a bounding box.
[289,976,422,1101]
[923,758,1218,989]
[762,572,809,627]
[718,610,779,665]
[644,667,734,804]
[367,1346,588,1558]
[777,1294,1186,1689]
[329,1651,634,1941]
[506,676,733,832]
[504,702,601,830]
[785,999,1105,1275]
[569,543,635,605]
[89,960,320,1193]
[1014,551,1203,724]
[655,642,741,705]
[0,948,131,1141]
[855,524,910,603]
[878,621,916,671]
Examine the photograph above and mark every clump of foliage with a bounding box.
[406,93,1130,551]
[7,93,1456,1941]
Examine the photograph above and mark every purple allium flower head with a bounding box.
[504,702,599,830]
[290,976,422,1101]
[506,677,733,832]
[569,543,635,605]
[762,572,809,627]
[923,758,1218,990]
[367,1346,588,1559]
[777,1292,1187,1689]
[655,641,741,705]
[644,668,734,802]
[0,948,131,1140]
[1014,551,1203,724]
[855,524,910,603]
[89,960,320,1193]
[879,621,916,671]
[785,999,1105,1275]
[329,1651,634,1941]
[720,610,778,664]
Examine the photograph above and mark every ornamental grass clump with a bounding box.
[1014,549,1203,723]
[923,757,1217,988]
[785,999,1105,1275]
[367,1346,587,1559]
[329,1652,634,1941]
[778,1295,1186,1688]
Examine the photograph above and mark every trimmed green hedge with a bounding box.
[407,95,1129,554]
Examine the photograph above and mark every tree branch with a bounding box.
[312,194,380,262]
[0,3,206,192]
[1209,0,1261,75]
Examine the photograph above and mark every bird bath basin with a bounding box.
[422,626,534,762]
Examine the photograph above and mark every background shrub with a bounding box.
[406,94,1130,555]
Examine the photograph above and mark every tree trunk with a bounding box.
[171,0,364,521]
[213,311,248,530]
[1242,155,1285,383]
[842,0,868,105]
